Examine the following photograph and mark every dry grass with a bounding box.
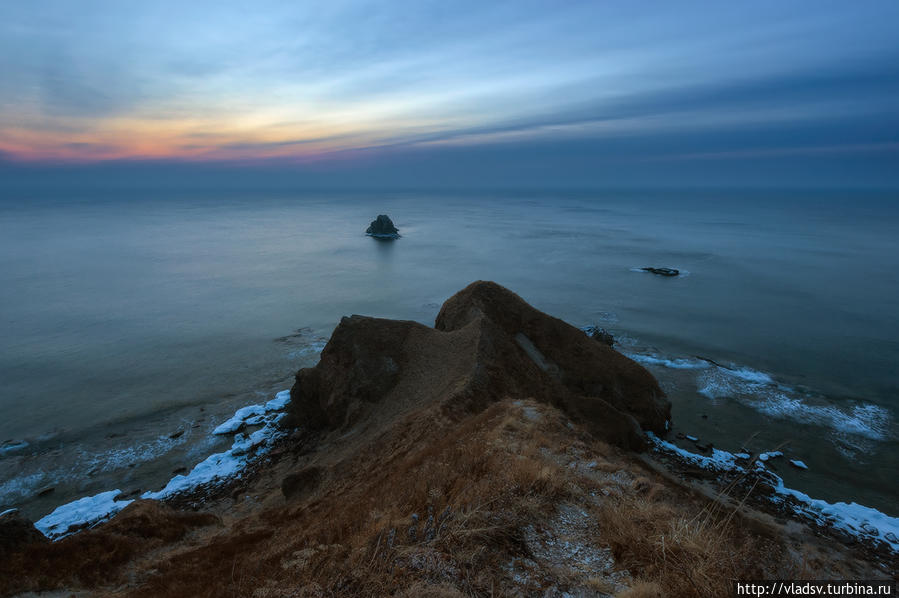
[594,467,807,598]
[6,399,852,598]
[616,581,664,598]
[120,400,580,597]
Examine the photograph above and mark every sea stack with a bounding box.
[365,214,400,239]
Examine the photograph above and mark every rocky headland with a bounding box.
[1,282,894,597]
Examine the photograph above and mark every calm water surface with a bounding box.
[1,189,897,518]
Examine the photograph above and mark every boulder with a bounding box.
[641,267,679,277]
[366,214,400,239]
[0,509,48,557]
[290,281,670,450]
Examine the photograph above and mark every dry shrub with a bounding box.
[597,491,779,598]
[396,581,467,597]
[118,400,580,597]
[6,399,854,598]
[0,500,219,596]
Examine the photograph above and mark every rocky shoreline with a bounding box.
[2,282,896,596]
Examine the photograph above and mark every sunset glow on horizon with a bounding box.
[1,0,897,185]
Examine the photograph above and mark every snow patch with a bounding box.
[768,473,899,553]
[212,404,267,435]
[648,433,899,553]
[143,394,290,500]
[647,432,743,472]
[33,389,293,540]
[790,460,808,470]
[265,390,291,412]
[34,490,132,539]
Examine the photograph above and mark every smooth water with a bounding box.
[1,189,897,518]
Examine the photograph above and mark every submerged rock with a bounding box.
[290,281,670,450]
[366,214,400,239]
[584,325,615,347]
[641,267,679,277]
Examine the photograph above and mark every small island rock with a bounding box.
[366,214,400,239]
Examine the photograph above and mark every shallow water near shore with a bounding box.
[0,188,897,520]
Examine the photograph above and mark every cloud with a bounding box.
[0,0,897,186]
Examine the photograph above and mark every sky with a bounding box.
[1,0,898,188]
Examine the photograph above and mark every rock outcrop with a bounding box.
[0,509,47,558]
[290,281,669,450]
[365,214,400,239]
[584,325,615,347]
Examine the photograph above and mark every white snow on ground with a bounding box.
[143,395,290,500]
[212,404,267,434]
[33,389,293,540]
[265,390,291,411]
[34,490,133,539]
[647,433,899,553]
[646,433,745,472]
[759,451,783,462]
[790,459,808,470]
[769,474,899,552]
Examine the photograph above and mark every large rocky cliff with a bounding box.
[290,281,670,451]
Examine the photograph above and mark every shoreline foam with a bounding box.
[32,390,293,540]
[647,432,899,554]
[624,348,894,444]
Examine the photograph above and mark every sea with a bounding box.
[1,188,897,522]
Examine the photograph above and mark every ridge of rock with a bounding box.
[290,281,670,450]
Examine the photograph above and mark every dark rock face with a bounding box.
[290,281,670,450]
[0,509,48,557]
[641,267,679,277]
[584,325,615,347]
[282,466,323,499]
[365,214,400,238]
